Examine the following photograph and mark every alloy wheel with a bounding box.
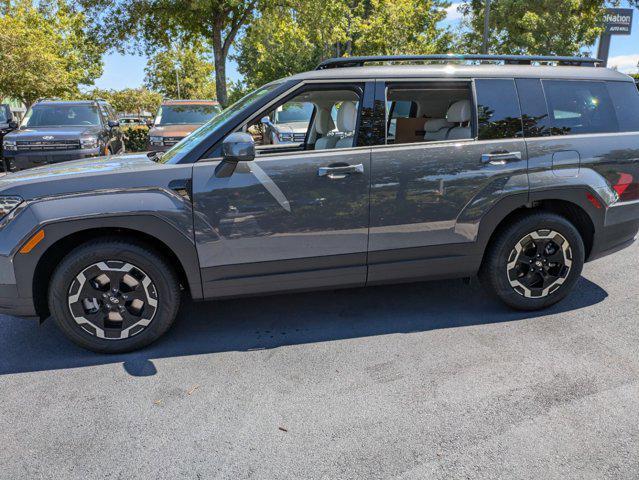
[67,260,158,340]
[506,229,573,299]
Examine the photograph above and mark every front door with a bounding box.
[192,82,374,298]
[368,78,529,283]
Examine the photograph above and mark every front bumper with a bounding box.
[4,147,101,171]
[0,284,36,318]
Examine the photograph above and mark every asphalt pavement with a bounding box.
[0,242,637,479]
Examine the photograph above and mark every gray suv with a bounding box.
[0,54,638,353]
[2,99,124,171]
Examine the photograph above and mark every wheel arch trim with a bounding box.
[14,214,203,317]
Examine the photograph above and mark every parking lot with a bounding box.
[0,241,637,479]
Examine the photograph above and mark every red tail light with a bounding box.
[613,173,639,201]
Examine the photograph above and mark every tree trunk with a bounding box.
[212,30,228,107]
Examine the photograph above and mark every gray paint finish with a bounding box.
[192,147,371,297]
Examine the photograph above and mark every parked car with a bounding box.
[259,101,315,145]
[118,116,147,128]
[148,99,221,152]
[0,104,18,171]
[0,54,638,353]
[2,99,124,171]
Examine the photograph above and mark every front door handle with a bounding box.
[481,151,522,165]
[318,163,364,179]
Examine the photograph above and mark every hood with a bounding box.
[0,153,181,200]
[148,124,201,138]
[273,122,309,134]
[5,126,103,141]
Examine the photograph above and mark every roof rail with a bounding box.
[316,54,603,70]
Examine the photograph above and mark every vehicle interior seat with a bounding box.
[445,100,472,140]
[314,107,339,150]
[424,118,453,141]
[335,101,358,148]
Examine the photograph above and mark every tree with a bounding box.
[457,0,606,55]
[235,0,452,90]
[144,44,216,99]
[78,0,261,107]
[0,0,104,108]
[110,88,162,116]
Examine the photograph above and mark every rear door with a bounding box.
[367,78,529,283]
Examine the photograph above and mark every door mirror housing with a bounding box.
[108,120,120,129]
[222,132,255,163]
[260,116,273,127]
[216,132,255,178]
[8,121,18,130]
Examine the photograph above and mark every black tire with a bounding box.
[479,212,585,311]
[48,238,181,353]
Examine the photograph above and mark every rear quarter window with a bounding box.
[542,80,618,135]
[607,81,639,132]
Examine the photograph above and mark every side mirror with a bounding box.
[146,120,154,128]
[108,120,120,129]
[260,116,274,128]
[215,132,255,178]
[8,121,18,130]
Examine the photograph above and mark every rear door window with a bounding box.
[515,78,552,138]
[474,79,523,140]
[541,80,618,135]
[607,81,639,132]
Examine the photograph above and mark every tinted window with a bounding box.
[23,105,101,127]
[155,104,221,126]
[274,102,314,124]
[475,79,522,140]
[542,80,618,135]
[607,81,639,132]
[515,78,552,137]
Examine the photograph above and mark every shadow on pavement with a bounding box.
[0,276,607,377]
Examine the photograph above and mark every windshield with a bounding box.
[0,107,7,123]
[22,105,101,127]
[154,104,221,126]
[274,102,314,124]
[159,83,283,164]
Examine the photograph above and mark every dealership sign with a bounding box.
[603,8,633,35]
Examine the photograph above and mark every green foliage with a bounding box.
[0,0,104,107]
[457,0,607,55]
[77,0,260,106]
[236,0,452,89]
[144,44,217,100]
[78,88,162,115]
[122,125,150,152]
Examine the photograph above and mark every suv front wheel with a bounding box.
[480,213,585,310]
[48,239,181,353]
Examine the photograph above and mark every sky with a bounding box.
[93,1,639,91]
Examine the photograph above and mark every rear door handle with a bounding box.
[481,151,522,165]
[318,163,364,179]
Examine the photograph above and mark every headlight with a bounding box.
[80,137,99,149]
[278,133,293,142]
[0,196,22,219]
[3,140,16,151]
[149,136,163,145]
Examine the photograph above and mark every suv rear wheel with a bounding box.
[48,239,181,353]
[480,213,585,310]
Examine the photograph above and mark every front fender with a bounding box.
[4,188,202,301]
